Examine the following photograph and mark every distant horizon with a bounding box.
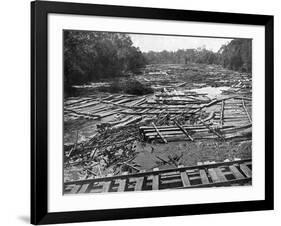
[129,34,232,53]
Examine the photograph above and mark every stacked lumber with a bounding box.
[140,123,252,142]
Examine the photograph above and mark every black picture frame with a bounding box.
[31,0,274,224]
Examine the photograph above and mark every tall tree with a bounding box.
[64,31,146,89]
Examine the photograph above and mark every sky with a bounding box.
[129,34,232,53]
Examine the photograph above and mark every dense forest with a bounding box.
[143,48,218,65]
[217,39,252,72]
[64,30,146,89]
[143,39,252,72]
[64,31,252,91]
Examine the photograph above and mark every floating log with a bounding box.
[128,98,147,106]
[202,111,215,122]
[242,99,252,123]
[64,108,100,119]
[199,119,225,139]
[112,116,142,129]
[152,122,167,143]
[143,124,251,142]
[140,124,236,132]
[174,120,194,141]
[220,100,224,126]
[121,110,191,115]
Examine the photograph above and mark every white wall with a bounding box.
[0,0,279,225]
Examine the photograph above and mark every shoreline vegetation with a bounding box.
[64,31,251,97]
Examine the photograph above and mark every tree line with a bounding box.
[64,31,252,91]
[218,39,252,72]
[143,48,218,65]
[64,30,146,89]
[143,39,252,73]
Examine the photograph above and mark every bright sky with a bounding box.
[129,34,232,53]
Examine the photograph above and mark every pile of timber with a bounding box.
[138,96,252,143]
[64,94,147,120]
[64,159,252,194]
[140,123,252,143]
[152,92,210,105]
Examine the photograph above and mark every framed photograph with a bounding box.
[31,0,274,224]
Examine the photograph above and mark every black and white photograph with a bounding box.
[63,30,252,194]
[28,1,274,224]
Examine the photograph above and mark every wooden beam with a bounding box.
[174,120,194,141]
[134,177,144,191]
[199,169,209,184]
[152,168,160,190]
[70,185,81,194]
[199,119,225,140]
[229,165,245,179]
[78,183,90,193]
[152,122,168,143]
[242,99,252,123]
[102,181,111,192]
[240,164,252,178]
[220,100,225,126]
[179,167,191,187]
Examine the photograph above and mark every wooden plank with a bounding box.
[161,178,182,184]
[114,98,132,104]
[161,174,180,179]
[70,185,81,194]
[179,178,252,189]
[117,179,126,192]
[229,165,245,179]
[199,169,209,184]
[152,122,168,143]
[97,109,120,118]
[208,168,226,183]
[140,125,207,130]
[122,111,192,115]
[134,177,144,191]
[139,109,150,114]
[214,168,227,182]
[102,181,111,192]
[78,183,90,193]
[202,111,215,122]
[240,164,252,178]
[147,131,250,141]
[102,95,114,100]
[142,125,230,136]
[70,101,101,110]
[242,99,252,123]
[141,124,235,133]
[152,175,159,190]
[175,121,194,141]
[64,185,75,193]
[123,105,192,110]
[117,172,128,192]
[128,98,146,107]
[152,168,159,190]
[215,115,248,119]
[113,116,142,129]
[220,100,225,126]
[199,119,224,139]
[180,171,191,187]
[64,108,100,119]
